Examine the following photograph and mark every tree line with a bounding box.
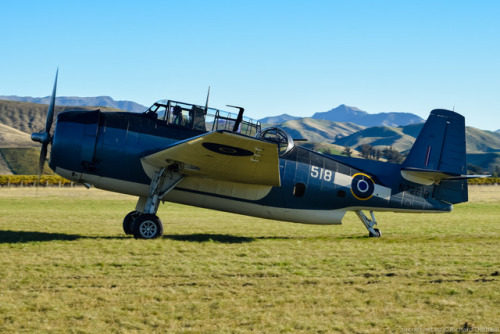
[342,144,405,163]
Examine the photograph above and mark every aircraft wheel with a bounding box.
[369,228,382,238]
[123,211,140,235]
[133,214,164,239]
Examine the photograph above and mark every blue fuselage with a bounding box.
[50,110,452,225]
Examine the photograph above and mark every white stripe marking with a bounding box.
[334,172,392,200]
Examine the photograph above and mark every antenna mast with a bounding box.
[204,86,210,115]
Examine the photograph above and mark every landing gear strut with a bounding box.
[124,167,185,239]
[355,210,382,237]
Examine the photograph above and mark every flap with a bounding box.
[141,131,281,186]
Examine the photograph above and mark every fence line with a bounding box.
[1,175,498,188]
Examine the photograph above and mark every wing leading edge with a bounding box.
[141,131,281,186]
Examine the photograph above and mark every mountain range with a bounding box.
[311,104,424,127]
[1,96,424,128]
[261,104,424,128]
[0,95,148,113]
[0,97,498,175]
[0,99,124,135]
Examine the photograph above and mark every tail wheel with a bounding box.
[369,228,382,238]
[123,211,140,235]
[133,214,164,239]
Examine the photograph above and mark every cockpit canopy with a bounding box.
[256,127,294,155]
[144,100,261,136]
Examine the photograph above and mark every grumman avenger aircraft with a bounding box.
[32,71,483,239]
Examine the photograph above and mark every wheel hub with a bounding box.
[140,221,157,238]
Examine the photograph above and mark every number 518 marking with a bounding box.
[311,166,333,182]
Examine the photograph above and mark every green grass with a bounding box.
[0,188,499,333]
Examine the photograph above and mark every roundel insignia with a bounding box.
[351,173,375,200]
[202,142,254,156]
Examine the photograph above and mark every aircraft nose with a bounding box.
[49,110,101,177]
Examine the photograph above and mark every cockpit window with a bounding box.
[143,100,261,135]
[156,105,167,119]
[144,102,197,128]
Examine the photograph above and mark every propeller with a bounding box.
[31,69,58,178]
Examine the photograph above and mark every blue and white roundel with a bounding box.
[351,173,375,200]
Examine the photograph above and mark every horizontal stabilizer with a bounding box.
[401,167,489,185]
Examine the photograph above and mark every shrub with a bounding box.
[0,175,73,186]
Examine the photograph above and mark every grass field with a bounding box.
[0,186,498,333]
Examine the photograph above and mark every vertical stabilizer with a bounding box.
[402,109,466,175]
[402,109,468,204]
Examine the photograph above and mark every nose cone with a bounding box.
[31,132,51,144]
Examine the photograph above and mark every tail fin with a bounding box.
[401,109,469,204]
[403,109,466,174]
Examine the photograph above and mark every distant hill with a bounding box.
[334,126,417,152]
[467,152,500,170]
[0,123,36,148]
[312,104,424,127]
[275,118,365,143]
[0,154,12,174]
[0,100,126,134]
[260,114,299,125]
[465,127,500,153]
[0,95,147,113]
[333,123,500,172]
[334,123,500,153]
[297,141,362,158]
[0,147,52,175]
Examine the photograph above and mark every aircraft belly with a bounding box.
[164,188,346,225]
[55,167,150,197]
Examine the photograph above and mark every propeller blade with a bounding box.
[45,68,58,134]
[38,143,48,179]
[33,69,59,181]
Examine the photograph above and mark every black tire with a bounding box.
[123,211,140,235]
[369,228,382,238]
[133,214,164,239]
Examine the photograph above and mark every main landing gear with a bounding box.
[123,167,185,239]
[123,212,164,239]
[355,210,382,237]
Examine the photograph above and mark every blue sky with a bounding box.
[1,0,499,130]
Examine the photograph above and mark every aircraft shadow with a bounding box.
[0,230,129,244]
[164,233,255,244]
[0,230,366,244]
[0,231,260,244]
[164,234,297,243]
[0,230,83,243]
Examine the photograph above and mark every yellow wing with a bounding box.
[141,131,280,186]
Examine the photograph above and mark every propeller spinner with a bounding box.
[31,69,58,177]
